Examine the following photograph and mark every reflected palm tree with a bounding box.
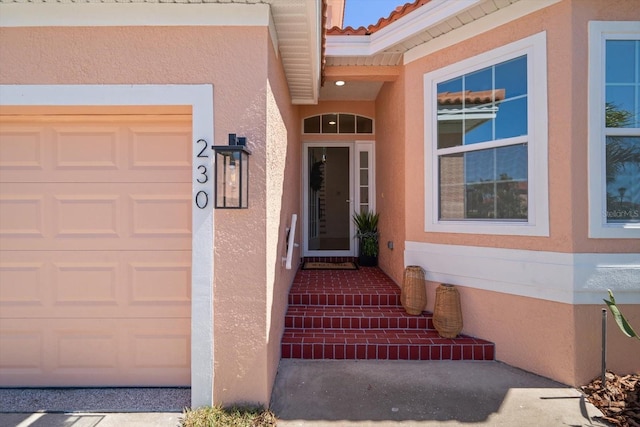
[605,103,640,184]
[605,103,640,222]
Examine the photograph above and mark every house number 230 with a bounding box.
[195,138,210,209]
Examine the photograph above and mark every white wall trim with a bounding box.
[0,3,270,27]
[0,84,215,408]
[405,241,640,305]
[404,0,561,64]
[587,21,640,239]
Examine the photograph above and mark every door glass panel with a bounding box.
[307,146,350,251]
[359,150,370,213]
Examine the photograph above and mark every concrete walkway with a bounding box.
[270,360,609,427]
[0,360,608,426]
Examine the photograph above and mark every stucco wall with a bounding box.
[375,76,406,285]
[569,0,640,252]
[423,282,639,385]
[0,25,279,405]
[265,33,301,402]
[403,0,639,253]
[402,0,639,385]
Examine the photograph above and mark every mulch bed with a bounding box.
[581,371,640,427]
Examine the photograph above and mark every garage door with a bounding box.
[0,111,192,386]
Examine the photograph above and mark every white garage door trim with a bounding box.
[0,84,214,408]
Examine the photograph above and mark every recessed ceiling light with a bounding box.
[328,121,337,125]
[335,80,345,86]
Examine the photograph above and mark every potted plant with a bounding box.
[353,210,379,267]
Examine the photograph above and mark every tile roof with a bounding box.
[327,0,431,36]
[438,90,506,105]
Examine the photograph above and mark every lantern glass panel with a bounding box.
[240,151,249,208]
[214,148,249,209]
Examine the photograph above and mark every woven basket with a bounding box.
[401,266,426,315]
[433,284,463,338]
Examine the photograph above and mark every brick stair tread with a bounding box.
[281,328,495,360]
[285,306,434,329]
[288,292,400,306]
[282,265,495,361]
[286,306,430,317]
[282,328,492,345]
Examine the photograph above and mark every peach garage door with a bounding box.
[0,111,192,386]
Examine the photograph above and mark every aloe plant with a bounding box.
[604,289,639,341]
[353,211,379,257]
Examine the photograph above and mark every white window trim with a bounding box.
[588,21,640,239]
[423,31,549,236]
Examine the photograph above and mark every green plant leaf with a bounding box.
[353,211,380,257]
[604,289,640,340]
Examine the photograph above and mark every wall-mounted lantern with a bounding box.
[213,134,251,209]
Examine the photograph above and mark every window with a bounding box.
[303,114,373,134]
[588,22,640,238]
[424,32,549,236]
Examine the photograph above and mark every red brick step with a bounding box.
[285,306,433,329]
[281,328,495,361]
[282,264,495,362]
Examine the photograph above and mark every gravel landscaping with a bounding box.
[0,387,190,413]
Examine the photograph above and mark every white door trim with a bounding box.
[0,84,214,408]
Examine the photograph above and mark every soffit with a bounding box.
[0,0,321,105]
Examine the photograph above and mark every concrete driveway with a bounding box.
[0,360,608,426]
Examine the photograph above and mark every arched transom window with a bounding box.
[303,113,373,134]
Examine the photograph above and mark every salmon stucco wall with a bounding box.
[375,75,406,284]
[574,303,640,383]
[0,24,285,406]
[403,0,639,254]
[264,33,301,400]
[402,0,639,386]
[569,0,640,252]
[423,282,639,385]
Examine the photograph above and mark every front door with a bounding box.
[304,144,354,256]
[303,142,376,257]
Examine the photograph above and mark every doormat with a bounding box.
[302,261,358,270]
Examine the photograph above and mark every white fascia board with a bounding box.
[404,0,562,64]
[326,0,483,57]
[405,241,640,305]
[326,35,372,57]
[0,2,271,27]
[369,0,483,55]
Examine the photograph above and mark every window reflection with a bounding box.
[604,40,640,223]
[436,55,529,221]
[437,55,527,147]
[605,40,639,128]
[605,136,640,223]
[439,145,528,220]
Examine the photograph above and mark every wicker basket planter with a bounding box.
[433,284,463,338]
[401,266,426,315]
